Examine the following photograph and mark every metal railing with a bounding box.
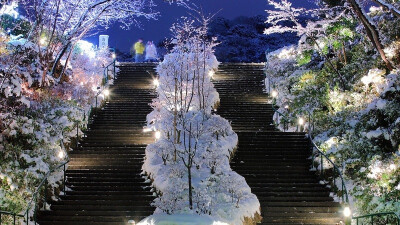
[103,58,116,85]
[269,100,350,204]
[264,49,399,225]
[0,161,69,225]
[352,212,400,225]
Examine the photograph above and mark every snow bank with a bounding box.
[137,214,229,225]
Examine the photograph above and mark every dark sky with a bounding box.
[85,0,316,53]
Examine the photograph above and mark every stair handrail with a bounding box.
[352,212,400,225]
[308,129,350,204]
[269,97,350,204]
[0,160,69,225]
[0,211,24,225]
[103,58,116,85]
[25,160,70,225]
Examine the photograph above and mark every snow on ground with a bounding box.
[137,214,229,225]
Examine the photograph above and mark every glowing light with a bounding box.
[112,53,116,59]
[103,89,110,96]
[284,104,289,109]
[298,117,305,126]
[208,70,215,78]
[343,206,352,217]
[58,150,65,159]
[390,164,396,170]
[143,128,152,133]
[40,37,47,45]
[76,40,96,58]
[153,79,159,87]
[127,220,136,225]
[155,131,161,140]
[271,90,278,98]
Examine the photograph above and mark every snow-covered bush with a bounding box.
[142,17,261,224]
[264,2,400,217]
[0,25,112,223]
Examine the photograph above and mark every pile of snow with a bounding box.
[137,214,229,225]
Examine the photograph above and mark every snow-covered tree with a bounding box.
[142,15,260,224]
[17,0,158,81]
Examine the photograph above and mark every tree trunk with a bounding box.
[188,162,193,209]
[51,41,71,80]
[347,0,393,70]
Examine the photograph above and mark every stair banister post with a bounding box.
[63,164,66,193]
[76,121,79,149]
[320,153,323,176]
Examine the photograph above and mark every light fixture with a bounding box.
[127,220,136,225]
[343,206,351,217]
[155,131,161,139]
[40,37,47,45]
[153,79,159,87]
[58,150,65,159]
[298,117,305,126]
[208,70,214,78]
[284,104,289,109]
[271,90,278,98]
[112,53,116,59]
[103,89,110,96]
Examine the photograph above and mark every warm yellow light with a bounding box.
[298,117,305,126]
[40,37,47,45]
[153,79,159,87]
[58,150,65,159]
[103,89,110,96]
[112,53,116,59]
[271,90,278,98]
[284,104,289,109]
[143,127,152,133]
[343,206,351,217]
[208,70,214,78]
[155,131,161,139]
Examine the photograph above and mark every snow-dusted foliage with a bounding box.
[208,16,300,63]
[264,2,400,217]
[0,21,113,223]
[142,17,260,224]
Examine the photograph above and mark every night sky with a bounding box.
[85,0,316,53]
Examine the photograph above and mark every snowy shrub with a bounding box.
[264,0,400,217]
[0,26,112,223]
[142,17,260,224]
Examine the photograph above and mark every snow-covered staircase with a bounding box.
[213,63,344,225]
[37,63,158,225]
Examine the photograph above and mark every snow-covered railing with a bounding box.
[0,160,69,225]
